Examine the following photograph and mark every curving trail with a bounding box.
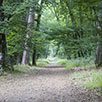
[0,62,102,102]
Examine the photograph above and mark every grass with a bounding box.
[14,65,36,71]
[1,58,49,76]
[58,57,95,69]
[70,68,102,94]
[84,72,102,92]
[58,59,68,65]
[3,65,36,76]
[0,59,49,82]
[36,59,50,66]
[58,57,102,94]
[0,65,36,81]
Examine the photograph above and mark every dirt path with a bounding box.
[0,62,102,102]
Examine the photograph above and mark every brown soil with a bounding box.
[0,63,102,102]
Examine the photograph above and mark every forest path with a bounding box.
[0,61,102,102]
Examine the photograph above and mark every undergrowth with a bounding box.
[70,69,102,94]
[58,57,102,94]
[58,56,94,69]
[37,59,50,66]
[84,71,102,93]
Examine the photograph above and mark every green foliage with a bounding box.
[40,0,102,58]
[58,59,68,65]
[69,68,102,94]
[71,69,102,94]
[37,59,49,66]
[14,65,36,72]
[0,0,102,69]
[58,57,94,69]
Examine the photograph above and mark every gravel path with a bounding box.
[0,62,102,102]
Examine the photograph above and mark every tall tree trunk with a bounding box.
[32,13,41,66]
[32,0,43,66]
[93,7,102,67]
[0,0,7,71]
[95,42,102,67]
[22,2,35,65]
[2,34,7,68]
[16,54,22,65]
[32,46,36,65]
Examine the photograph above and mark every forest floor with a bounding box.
[0,60,102,102]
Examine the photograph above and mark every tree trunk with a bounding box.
[32,0,43,66]
[32,13,41,66]
[22,3,35,65]
[2,34,7,68]
[95,42,102,67]
[32,46,36,66]
[93,7,102,67]
[22,46,31,65]
[32,11,41,66]
[0,0,7,71]
[16,54,22,65]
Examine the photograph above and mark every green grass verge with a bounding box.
[58,59,68,65]
[58,57,94,69]
[9,65,36,75]
[58,57,102,94]
[37,59,50,66]
[70,69,102,94]
[84,72,102,92]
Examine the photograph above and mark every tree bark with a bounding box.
[93,7,102,67]
[2,34,7,68]
[95,42,102,67]
[32,14,41,65]
[22,2,35,65]
[32,46,36,65]
[0,0,7,70]
[16,54,22,65]
[32,0,43,66]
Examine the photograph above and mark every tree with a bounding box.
[0,0,7,71]
[32,0,44,66]
[93,2,102,67]
[0,0,102,69]
[22,0,35,65]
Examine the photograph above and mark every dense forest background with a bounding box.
[0,0,102,71]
